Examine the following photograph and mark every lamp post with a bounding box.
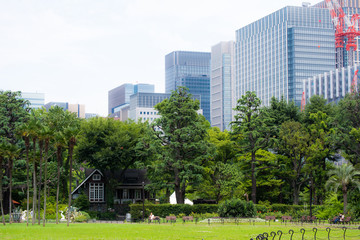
[142,181,145,222]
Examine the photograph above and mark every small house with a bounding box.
[71,168,154,210]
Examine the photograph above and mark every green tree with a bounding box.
[0,91,29,216]
[232,91,274,203]
[278,121,309,204]
[325,163,360,214]
[0,142,7,225]
[18,122,32,226]
[332,92,360,165]
[192,127,241,202]
[63,113,81,227]
[305,111,335,205]
[150,86,213,204]
[77,117,151,205]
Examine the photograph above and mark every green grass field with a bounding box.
[0,222,359,240]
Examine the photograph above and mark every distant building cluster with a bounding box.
[107,1,360,131]
[14,1,360,128]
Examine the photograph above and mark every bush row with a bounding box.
[129,202,312,221]
[129,204,218,221]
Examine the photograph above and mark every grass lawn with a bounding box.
[0,222,359,240]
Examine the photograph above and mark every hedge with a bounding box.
[129,203,312,221]
[129,204,218,221]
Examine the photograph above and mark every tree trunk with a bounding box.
[251,151,256,204]
[343,186,348,214]
[25,137,30,226]
[174,168,185,204]
[56,146,62,224]
[292,180,299,205]
[32,137,37,225]
[43,139,49,227]
[67,140,75,227]
[37,140,43,225]
[32,161,37,225]
[0,156,5,225]
[8,157,13,224]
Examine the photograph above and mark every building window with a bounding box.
[123,189,128,199]
[93,174,101,181]
[89,183,104,202]
[135,190,141,199]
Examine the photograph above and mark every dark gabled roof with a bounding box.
[84,168,149,185]
[71,169,103,195]
[71,168,150,195]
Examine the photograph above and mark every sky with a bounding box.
[0,0,322,116]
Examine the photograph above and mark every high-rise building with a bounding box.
[211,41,235,131]
[129,92,203,123]
[108,83,154,118]
[44,102,85,118]
[20,92,45,109]
[313,0,360,67]
[303,65,358,104]
[235,5,335,106]
[165,51,211,122]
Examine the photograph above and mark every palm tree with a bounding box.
[48,106,67,224]
[40,109,52,227]
[5,144,19,224]
[0,143,7,226]
[18,123,31,226]
[64,113,81,226]
[27,109,41,225]
[326,163,360,214]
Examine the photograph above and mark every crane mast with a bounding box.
[325,0,360,67]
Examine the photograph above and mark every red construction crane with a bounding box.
[301,91,306,112]
[345,14,360,67]
[326,0,360,67]
[325,0,347,68]
[351,69,359,93]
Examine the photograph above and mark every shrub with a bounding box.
[218,199,256,218]
[73,194,90,211]
[74,211,91,222]
[316,193,343,220]
[129,204,218,221]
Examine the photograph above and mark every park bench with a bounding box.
[265,216,276,221]
[330,216,338,224]
[281,216,292,223]
[148,215,160,223]
[166,216,176,223]
[343,216,352,224]
[182,216,194,222]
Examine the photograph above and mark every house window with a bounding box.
[89,183,104,202]
[93,174,101,181]
[123,189,128,199]
[135,190,141,199]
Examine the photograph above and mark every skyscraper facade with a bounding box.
[303,65,358,104]
[235,5,335,106]
[165,51,211,122]
[129,92,202,123]
[20,92,45,109]
[108,83,154,118]
[44,102,85,118]
[211,41,235,131]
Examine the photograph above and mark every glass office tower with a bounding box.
[165,51,211,122]
[108,83,154,116]
[20,92,45,109]
[211,41,235,131]
[235,5,335,106]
